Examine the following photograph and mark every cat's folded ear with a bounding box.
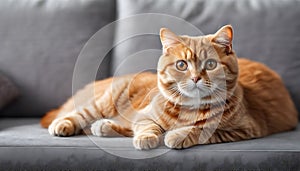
[160,28,182,53]
[212,25,233,54]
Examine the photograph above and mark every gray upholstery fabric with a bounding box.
[0,73,19,110]
[112,0,300,114]
[0,118,300,170]
[0,0,116,117]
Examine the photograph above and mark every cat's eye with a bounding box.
[176,60,188,71]
[205,59,218,70]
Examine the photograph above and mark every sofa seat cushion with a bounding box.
[0,118,300,170]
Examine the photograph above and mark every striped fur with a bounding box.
[41,25,298,150]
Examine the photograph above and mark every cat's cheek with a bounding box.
[133,133,160,150]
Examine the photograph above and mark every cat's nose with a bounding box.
[192,77,201,83]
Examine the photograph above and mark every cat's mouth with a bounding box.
[176,83,228,107]
[177,83,214,99]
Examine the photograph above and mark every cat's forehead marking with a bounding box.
[182,37,211,61]
[199,49,208,59]
[185,48,193,60]
[169,43,193,61]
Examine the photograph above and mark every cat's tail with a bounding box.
[40,108,60,128]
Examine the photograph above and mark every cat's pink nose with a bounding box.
[192,77,201,83]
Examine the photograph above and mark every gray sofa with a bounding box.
[1,0,300,170]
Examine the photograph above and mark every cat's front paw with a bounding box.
[133,133,160,150]
[164,129,195,149]
[48,118,76,136]
[91,119,117,137]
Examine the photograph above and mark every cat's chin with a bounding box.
[181,95,226,109]
[178,85,212,99]
[177,86,227,107]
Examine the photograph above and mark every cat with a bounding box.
[41,25,298,150]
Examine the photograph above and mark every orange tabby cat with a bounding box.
[41,25,298,150]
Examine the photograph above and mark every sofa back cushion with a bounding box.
[0,0,115,117]
[0,73,19,110]
[112,0,300,115]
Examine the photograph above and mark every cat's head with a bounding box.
[157,25,238,107]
